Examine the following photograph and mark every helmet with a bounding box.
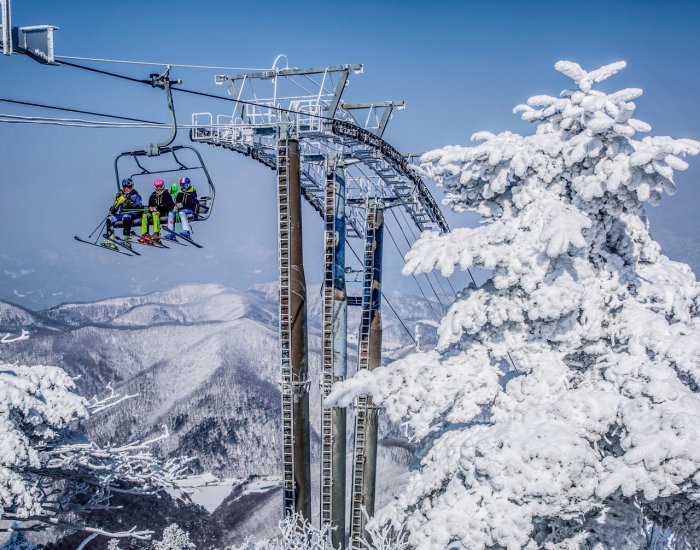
[179,177,191,189]
[121,178,134,188]
[170,183,179,193]
[153,179,165,189]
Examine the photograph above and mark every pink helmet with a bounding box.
[153,179,165,188]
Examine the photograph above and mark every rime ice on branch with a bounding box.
[329,60,700,548]
[0,335,189,540]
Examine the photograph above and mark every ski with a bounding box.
[74,236,135,257]
[130,232,174,248]
[162,227,203,248]
[108,236,142,256]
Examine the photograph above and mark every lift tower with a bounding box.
[191,60,449,547]
[350,202,384,549]
[322,158,348,547]
[278,137,312,518]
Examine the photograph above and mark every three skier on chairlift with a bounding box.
[103,177,198,249]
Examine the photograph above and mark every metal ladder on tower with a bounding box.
[320,172,336,526]
[278,141,295,515]
[350,205,377,548]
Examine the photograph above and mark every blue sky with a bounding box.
[2,0,699,308]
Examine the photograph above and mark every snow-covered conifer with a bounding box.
[152,524,195,550]
[0,332,189,540]
[329,61,700,548]
[225,513,407,550]
[0,528,37,550]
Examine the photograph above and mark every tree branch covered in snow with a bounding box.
[329,60,700,548]
[226,512,408,550]
[0,335,190,540]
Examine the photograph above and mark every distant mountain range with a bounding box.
[0,283,435,547]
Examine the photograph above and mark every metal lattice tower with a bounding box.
[321,160,348,548]
[350,202,384,549]
[191,60,449,547]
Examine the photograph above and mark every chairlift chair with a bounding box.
[111,66,216,230]
[114,145,215,224]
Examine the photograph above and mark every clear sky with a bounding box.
[2,0,699,308]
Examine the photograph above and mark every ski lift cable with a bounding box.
[425,260,452,301]
[55,55,268,71]
[386,206,449,304]
[0,97,163,125]
[384,222,441,323]
[350,161,447,312]
[57,59,350,123]
[0,113,156,125]
[345,238,417,345]
[59,59,152,85]
[0,113,334,130]
[0,116,159,128]
[394,196,477,291]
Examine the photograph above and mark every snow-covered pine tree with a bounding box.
[152,524,195,550]
[328,60,700,548]
[0,331,189,540]
[0,528,37,550]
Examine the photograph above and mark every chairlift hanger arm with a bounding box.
[147,66,181,155]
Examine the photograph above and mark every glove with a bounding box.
[109,206,117,215]
[175,203,182,211]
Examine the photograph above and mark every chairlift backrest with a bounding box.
[114,145,215,222]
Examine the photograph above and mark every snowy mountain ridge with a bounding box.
[0,282,425,547]
[0,283,432,476]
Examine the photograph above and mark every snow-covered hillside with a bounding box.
[0,282,429,547]
[0,282,433,478]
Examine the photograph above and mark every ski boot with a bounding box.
[102,239,118,251]
[138,233,153,245]
[164,232,177,242]
[180,230,191,239]
[151,232,161,244]
[102,232,118,250]
[121,235,132,249]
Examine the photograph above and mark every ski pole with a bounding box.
[88,215,110,239]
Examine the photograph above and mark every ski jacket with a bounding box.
[148,190,175,216]
[175,185,199,211]
[112,189,143,214]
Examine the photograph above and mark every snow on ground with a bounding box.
[172,473,242,512]
[172,474,283,512]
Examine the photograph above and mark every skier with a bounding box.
[165,177,198,241]
[140,179,175,244]
[104,178,142,249]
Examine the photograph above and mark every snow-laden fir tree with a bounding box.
[329,61,700,548]
[0,330,189,541]
[0,528,37,550]
[152,524,196,550]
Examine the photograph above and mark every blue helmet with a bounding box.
[121,178,134,188]
[179,177,191,189]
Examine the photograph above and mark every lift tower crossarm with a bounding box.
[0,0,58,64]
[341,101,405,138]
[215,64,363,83]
